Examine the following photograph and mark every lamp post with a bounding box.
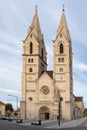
[57,90,63,126]
[8,94,18,110]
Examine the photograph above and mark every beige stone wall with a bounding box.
[20,101,25,119]
[0,104,5,116]
[75,101,84,117]
[38,73,54,102]
[20,10,83,121]
[53,37,73,120]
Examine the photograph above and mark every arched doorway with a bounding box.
[39,106,50,120]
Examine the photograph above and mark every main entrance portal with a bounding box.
[39,106,50,120]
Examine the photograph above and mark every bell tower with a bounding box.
[53,8,73,120]
[21,8,47,119]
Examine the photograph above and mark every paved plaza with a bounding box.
[20,117,87,129]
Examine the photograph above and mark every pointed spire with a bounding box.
[28,6,41,33]
[28,6,42,41]
[56,7,70,42]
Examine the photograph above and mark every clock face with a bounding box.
[41,86,49,95]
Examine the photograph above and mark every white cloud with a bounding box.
[77,63,87,72]
[74,61,87,72]
[0,88,20,95]
[0,88,21,109]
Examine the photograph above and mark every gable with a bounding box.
[39,71,53,81]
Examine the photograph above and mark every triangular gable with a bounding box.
[39,71,53,81]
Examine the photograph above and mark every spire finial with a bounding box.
[62,5,65,12]
[35,5,37,12]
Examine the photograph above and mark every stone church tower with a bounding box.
[53,9,73,120]
[21,8,74,120]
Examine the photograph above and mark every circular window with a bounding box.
[29,97,33,101]
[41,86,49,95]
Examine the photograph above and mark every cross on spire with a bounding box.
[62,5,65,12]
[35,5,37,12]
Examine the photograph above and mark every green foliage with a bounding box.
[5,103,14,112]
[14,111,18,116]
[83,109,87,117]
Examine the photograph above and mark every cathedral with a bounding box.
[20,8,84,120]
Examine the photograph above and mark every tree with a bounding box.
[5,103,14,112]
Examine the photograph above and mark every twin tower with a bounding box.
[21,8,74,120]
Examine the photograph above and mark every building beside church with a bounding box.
[20,8,84,120]
[0,101,5,117]
[74,96,84,118]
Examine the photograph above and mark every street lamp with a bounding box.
[8,94,18,110]
[57,90,63,126]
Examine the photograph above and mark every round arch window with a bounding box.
[40,86,49,95]
[29,97,33,101]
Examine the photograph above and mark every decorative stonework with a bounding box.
[40,86,49,95]
[21,8,84,121]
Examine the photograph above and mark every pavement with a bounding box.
[19,117,87,129]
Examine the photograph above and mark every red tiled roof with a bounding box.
[46,71,53,79]
[0,101,5,105]
[75,97,83,102]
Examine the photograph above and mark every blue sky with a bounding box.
[0,0,87,109]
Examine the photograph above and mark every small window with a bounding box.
[59,68,63,72]
[30,34,32,38]
[31,59,33,62]
[42,39,44,44]
[62,58,64,62]
[28,59,31,63]
[28,58,34,63]
[60,77,62,80]
[60,34,62,37]
[58,58,64,63]
[29,97,33,101]
[58,58,61,62]
[29,68,33,72]
[41,48,43,60]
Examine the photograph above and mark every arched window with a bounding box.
[30,42,33,54]
[59,68,63,72]
[31,59,33,62]
[28,58,34,63]
[60,43,64,53]
[29,68,33,72]
[30,34,32,38]
[58,58,61,62]
[62,58,64,62]
[41,48,43,60]
[60,33,62,37]
[28,59,31,63]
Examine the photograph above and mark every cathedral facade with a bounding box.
[20,8,78,120]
